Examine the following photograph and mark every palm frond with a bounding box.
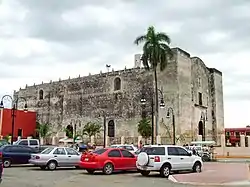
[134,35,147,45]
[156,32,171,44]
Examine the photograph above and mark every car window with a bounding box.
[7,146,31,153]
[41,147,54,154]
[140,147,165,155]
[176,147,189,156]
[30,140,38,146]
[93,148,107,155]
[121,150,134,158]
[108,150,121,157]
[65,148,79,155]
[18,140,28,146]
[53,148,66,155]
[167,147,179,156]
[124,146,134,151]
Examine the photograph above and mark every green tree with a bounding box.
[134,26,173,132]
[138,118,152,143]
[36,122,52,138]
[81,122,102,139]
[64,128,73,139]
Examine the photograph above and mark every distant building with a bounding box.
[14,47,224,143]
[0,109,36,140]
[225,127,250,146]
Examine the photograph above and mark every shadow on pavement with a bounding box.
[82,170,139,176]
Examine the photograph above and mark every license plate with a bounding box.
[84,158,89,161]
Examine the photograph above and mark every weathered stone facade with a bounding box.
[14,47,224,142]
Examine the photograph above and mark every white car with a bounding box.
[110,144,138,154]
[136,145,203,178]
[29,146,81,170]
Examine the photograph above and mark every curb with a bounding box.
[169,177,250,186]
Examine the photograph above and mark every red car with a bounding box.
[79,148,137,174]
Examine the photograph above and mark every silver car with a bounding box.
[29,147,81,170]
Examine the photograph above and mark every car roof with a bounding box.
[143,144,184,148]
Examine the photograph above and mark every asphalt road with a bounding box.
[1,166,246,187]
[0,166,195,187]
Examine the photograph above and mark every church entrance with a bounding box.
[198,121,204,137]
[108,120,115,137]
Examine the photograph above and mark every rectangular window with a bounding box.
[198,92,202,105]
[235,132,240,138]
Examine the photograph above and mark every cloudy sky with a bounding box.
[0,0,250,127]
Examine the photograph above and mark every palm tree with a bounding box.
[81,122,102,140]
[134,26,173,135]
[36,122,52,145]
[138,118,152,143]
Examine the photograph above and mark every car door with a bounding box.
[9,146,31,164]
[175,147,193,169]
[52,148,68,166]
[17,140,28,147]
[120,149,136,169]
[65,148,81,166]
[166,147,181,170]
[107,149,123,170]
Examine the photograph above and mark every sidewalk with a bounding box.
[172,162,250,185]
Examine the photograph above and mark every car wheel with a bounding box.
[3,159,11,168]
[103,163,114,175]
[47,161,57,171]
[86,169,95,174]
[192,162,202,173]
[160,164,171,178]
[202,154,210,162]
[40,166,46,170]
[140,170,150,176]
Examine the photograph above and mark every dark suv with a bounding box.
[0,145,38,167]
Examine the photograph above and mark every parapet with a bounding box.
[208,68,222,76]
[171,47,191,58]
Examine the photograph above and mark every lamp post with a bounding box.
[166,107,176,145]
[200,111,208,141]
[140,89,165,145]
[0,95,28,144]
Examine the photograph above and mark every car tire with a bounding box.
[47,161,57,171]
[202,154,210,162]
[103,163,114,175]
[86,169,95,174]
[160,164,171,178]
[40,166,46,170]
[140,170,150,176]
[3,159,11,168]
[192,162,202,173]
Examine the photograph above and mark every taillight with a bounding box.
[35,156,40,159]
[154,156,160,162]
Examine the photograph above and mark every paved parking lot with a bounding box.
[1,165,249,187]
[0,166,189,187]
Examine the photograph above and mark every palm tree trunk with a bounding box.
[154,67,159,138]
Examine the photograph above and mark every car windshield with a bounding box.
[40,147,54,154]
[93,148,107,155]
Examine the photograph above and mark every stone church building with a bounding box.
[15,47,224,143]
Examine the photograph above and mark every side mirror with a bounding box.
[188,152,192,156]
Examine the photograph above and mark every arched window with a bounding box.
[114,77,121,91]
[108,120,115,137]
[39,90,44,100]
[66,125,73,138]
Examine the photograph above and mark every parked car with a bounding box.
[0,151,2,183]
[29,147,81,170]
[136,145,203,178]
[14,139,40,150]
[0,140,9,147]
[79,148,137,175]
[110,144,138,154]
[0,145,38,167]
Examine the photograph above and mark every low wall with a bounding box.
[215,147,250,158]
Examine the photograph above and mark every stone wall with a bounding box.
[14,47,224,142]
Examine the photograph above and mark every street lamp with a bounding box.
[200,111,208,141]
[0,95,28,144]
[140,89,165,145]
[166,107,176,145]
